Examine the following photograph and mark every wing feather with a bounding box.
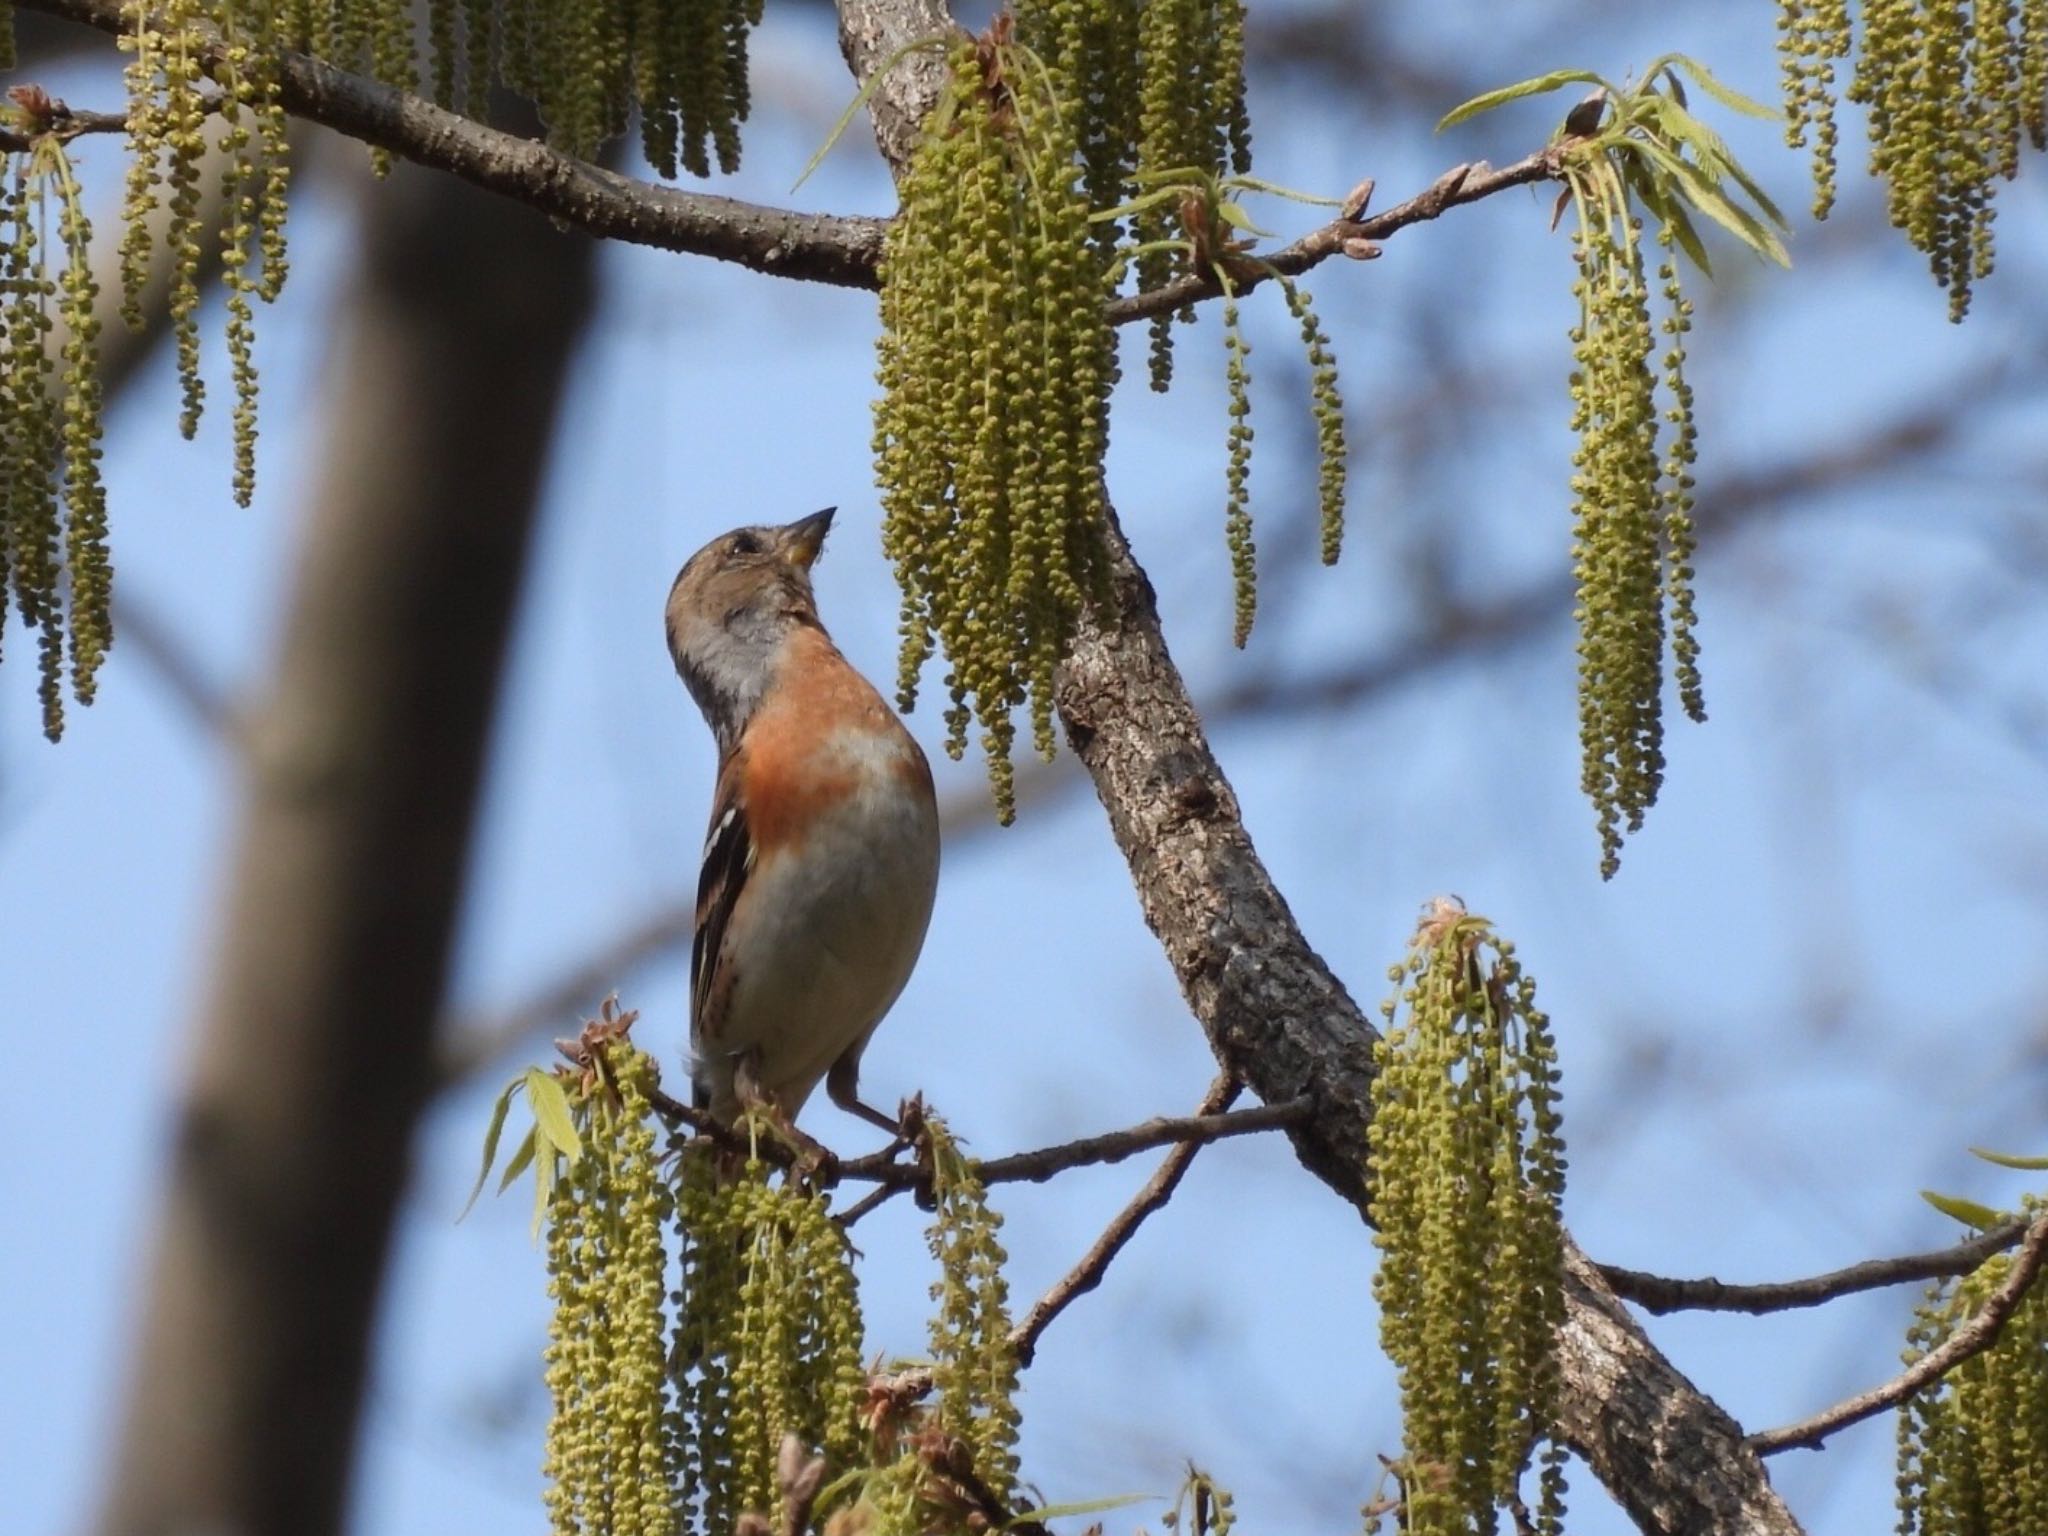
[692,763,755,1055]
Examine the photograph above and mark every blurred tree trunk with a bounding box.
[96,131,599,1536]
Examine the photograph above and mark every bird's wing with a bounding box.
[692,754,756,1055]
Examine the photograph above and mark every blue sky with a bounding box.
[6,3,2048,1533]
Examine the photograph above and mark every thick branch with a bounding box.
[1048,508,1803,1536]
[1605,1215,2033,1316]
[1746,1207,2048,1456]
[19,0,887,286]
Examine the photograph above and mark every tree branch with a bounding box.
[1105,154,1563,325]
[1746,1207,2048,1456]
[1604,1215,2034,1316]
[1011,1073,1241,1367]
[865,1075,1251,1412]
[16,0,889,286]
[835,1094,1309,1189]
[18,0,1563,321]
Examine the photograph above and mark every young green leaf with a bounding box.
[525,1067,583,1165]
[1213,198,1273,237]
[1970,1147,2048,1171]
[1650,54,1782,122]
[458,1074,525,1221]
[1921,1190,2008,1230]
[531,1122,558,1240]
[497,1125,538,1193]
[1007,1493,1159,1525]
[1437,69,1609,132]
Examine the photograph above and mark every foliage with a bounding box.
[1368,900,1569,1536]
[539,1043,680,1536]
[1012,0,1249,387]
[1442,59,1786,878]
[675,1139,867,1536]
[920,1110,1021,1497]
[872,24,1116,823]
[1,97,110,741]
[1096,170,1348,645]
[0,0,756,729]
[1779,0,2047,318]
[1897,1191,2048,1536]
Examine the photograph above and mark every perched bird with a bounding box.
[664,508,940,1129]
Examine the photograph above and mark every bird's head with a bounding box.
[665,508,837,746]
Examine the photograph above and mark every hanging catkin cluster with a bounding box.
[873,26,1116,823]
[539,1043,682,1536]
[1209,258,1346,644]
[674,1139,867,1536]
[1012,0,1250,389]
[1565,185,1704,881]
[2,107,111,741]
[923,1113,1022,1496]
[1368,900,1568,1536]
[1895,1201,2048,1536]
[1,0,758,729]
[852,1110,1022,1534]
[118,0,290,500]
[1780,0,2047,318]
[275,0,757,170]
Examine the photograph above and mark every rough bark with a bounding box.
[95,136,597,1536]
[1051,511,1803,1535]
[821,0,1805,1526]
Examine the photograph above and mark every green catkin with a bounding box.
[161,0,209,436]
[674,1137,866,1536]
[874,34,1112,822]
[1369,906,1569,1536]
[0,138,115,740]
[1275,276,1347,567]
[539,1047,679,1536]
[924,1114,1022,1498]
[1219,283,1256,646]
[1834,0,2045,318]
[1565,176,1697,880]
[1657,240,1704,724]
[1895,1199,2048,1536]
[52,156,111,703]
[2025,0,2048,146]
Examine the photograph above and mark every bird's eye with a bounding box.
[729,530,765,557]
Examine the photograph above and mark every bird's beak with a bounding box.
[781,507,835,571]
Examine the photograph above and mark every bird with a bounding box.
[664,507,940,1132]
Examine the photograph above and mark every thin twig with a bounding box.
[1746,1207,2048,1455]
[868,1076,1263,1407]
[833,1095,1310,1193]
[1012,1073,1241,1366]
[1603,1214,2033,1315]
[1104,153,1564,325]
